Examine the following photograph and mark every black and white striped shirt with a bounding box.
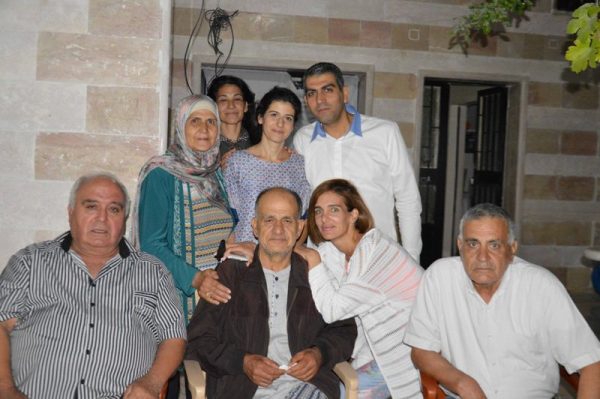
[0,232,186,399]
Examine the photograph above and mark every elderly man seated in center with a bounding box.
[405,203,600,399]
[186,187,357,399]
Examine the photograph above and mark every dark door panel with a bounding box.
[420,81,508,268]
[419,82,449,268]
[472,87,507,206]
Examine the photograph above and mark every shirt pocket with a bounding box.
[502,330,546,373]
[133,291,159,338]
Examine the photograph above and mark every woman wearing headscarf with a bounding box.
[132,95,236,322]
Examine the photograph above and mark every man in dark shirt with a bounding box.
[186,187,356,399]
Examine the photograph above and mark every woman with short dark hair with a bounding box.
[224,86,311,243]
[207,75,259,157]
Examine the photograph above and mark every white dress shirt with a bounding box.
[293,105,422,261]
[405,256,600,399]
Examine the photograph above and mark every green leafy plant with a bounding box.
[451,0,535,51]
[452,0,600,73]
[565,2,600,73]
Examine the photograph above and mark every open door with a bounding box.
[471,87,507,205]
[419,80,509,267]
[419,82,449,268]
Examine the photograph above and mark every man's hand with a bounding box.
[243,354,284,387]
[192,269,231,305]
[455,374,487,399]
[287,347,322,382]
[0,385,27,399]
[411,347,486,399]
[122,376,162,399]
[121,339,184,399]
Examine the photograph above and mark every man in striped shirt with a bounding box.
[0,173,187,399]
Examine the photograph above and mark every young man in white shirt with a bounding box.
[293,62,422,261]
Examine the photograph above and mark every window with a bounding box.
[554,0,593,12]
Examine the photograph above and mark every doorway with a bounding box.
[419,78,518,268]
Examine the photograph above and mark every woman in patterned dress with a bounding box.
[224,86,311,243]
[132,95,236,322]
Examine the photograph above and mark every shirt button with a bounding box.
[89,323,94,328]
[275,277,279,281]
[80,379,85,384]
[90,303,95,307]
[275,294,279,299]
[86,349,91,355]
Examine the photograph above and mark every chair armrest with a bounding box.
[334,361,358,399]
[184,359,206,399]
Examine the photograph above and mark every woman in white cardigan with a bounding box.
[297,179,424,399]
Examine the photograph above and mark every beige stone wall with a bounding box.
[172,0,599,290]
[1,0,596,289]
[0,0,171,270]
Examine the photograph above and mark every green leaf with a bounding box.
[567,17,585,35]
[451,0,535,51]
[573,3,594,18]
[566,40,594,73]
[568,12,596,38]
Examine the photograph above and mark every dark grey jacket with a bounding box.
[186,249,357,399]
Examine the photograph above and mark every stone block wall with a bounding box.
[172,0,599,291]
[1,0,598,292]
[0,0,171,270]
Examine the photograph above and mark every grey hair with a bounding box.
[255,187,303,219]
[458,203,516,244]
[68,172,131,218]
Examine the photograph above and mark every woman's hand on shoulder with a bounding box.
[192,269,231,305]
[294,245,321,269]
[223,241,256,266]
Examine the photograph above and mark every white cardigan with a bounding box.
[309,229,424,399]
